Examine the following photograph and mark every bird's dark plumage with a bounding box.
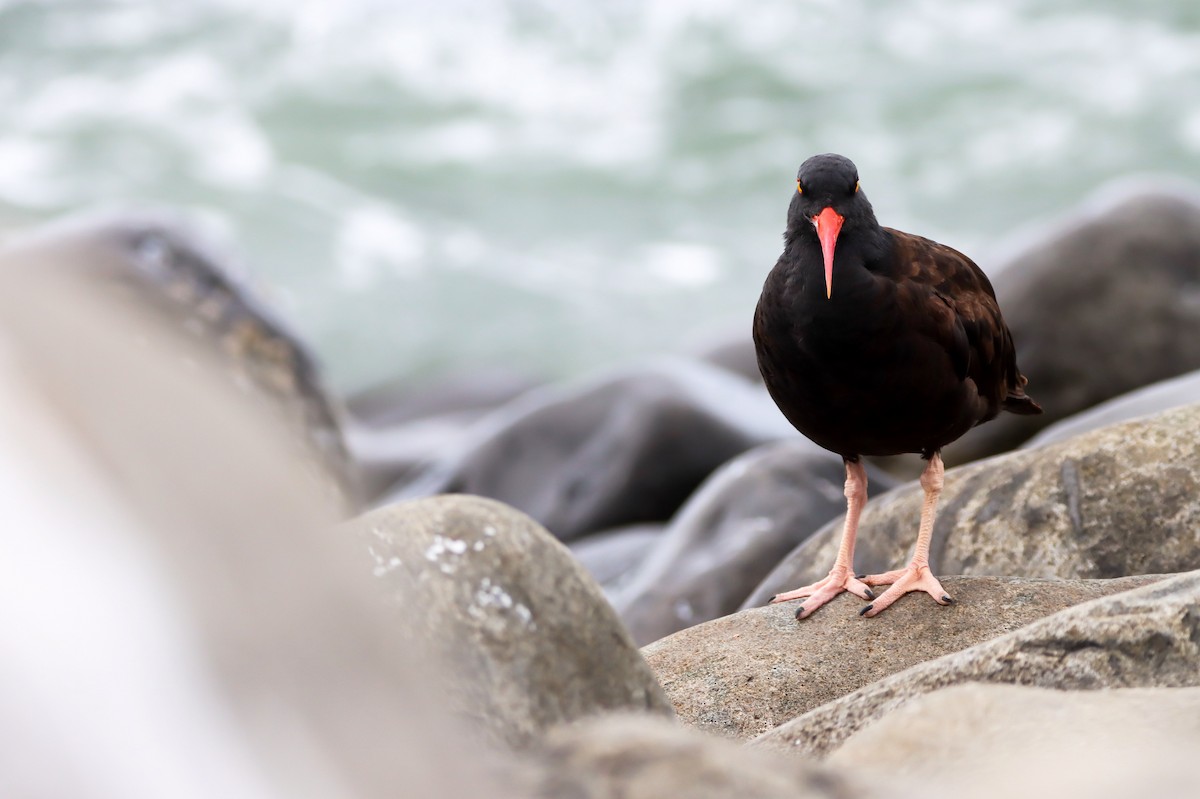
[754,153,1041,618]
[753,153,1040,461]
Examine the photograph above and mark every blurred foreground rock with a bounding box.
[388,359,795,540]
[753,570,1200,759]
[644,574,1161,740]
[612,440,898,645]
[0,212,360,506]
[947,185,1200,462]
[346,495,673,750]
[747,403,1200,605]
[519,714,874,799]
[0,241,493,798]
[827,683,1200,798]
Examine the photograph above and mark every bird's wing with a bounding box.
[885,229,1038,413]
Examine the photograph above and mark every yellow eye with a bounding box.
[796,180,804,194]
[854,180,860,193]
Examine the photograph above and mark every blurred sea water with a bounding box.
[2,0,1199,392]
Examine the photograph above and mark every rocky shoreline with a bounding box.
[4,181,1200,797]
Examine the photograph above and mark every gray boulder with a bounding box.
[346,494,673,750]
[753,570,1200,759]
[827,683,1200,799]
[691,325,763,383]
[344,367,540,428]
[746,403,1200,606]
[642,574,1161,740]
[518,713,880,799]
[612,440,898,646]
[388,358,796,540]
[946,184,1200,463]
[1024,368,1200,449]
[568,524,665,591]
[344,368,543,501]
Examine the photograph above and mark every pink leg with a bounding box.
[770,459,874,619]
[859,452,953,617]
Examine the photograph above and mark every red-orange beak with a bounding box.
[813,207,844,299]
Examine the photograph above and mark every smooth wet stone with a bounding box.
[946,184,1200,463]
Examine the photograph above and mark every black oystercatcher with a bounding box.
[753,153,1041,618]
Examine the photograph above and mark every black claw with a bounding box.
[794,606,806,620]
[864,588,875,600]
[942,595,954,604]
[859,604,874,617]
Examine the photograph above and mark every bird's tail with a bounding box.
[1003,373,1043,415]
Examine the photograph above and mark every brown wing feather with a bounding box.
[885,228,1041,418]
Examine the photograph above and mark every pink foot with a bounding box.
[770,567,875,619]
[858,564,953,617]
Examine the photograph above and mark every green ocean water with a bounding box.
[2,0,1199,392]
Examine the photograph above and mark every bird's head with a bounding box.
[788,153,877,299]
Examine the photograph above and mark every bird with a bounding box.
[753,153,1041,618]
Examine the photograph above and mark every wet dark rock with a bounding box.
[387,358,796,540]
[753,570,1200,759]
[344,367,541,428]
[946,184,1200,463]
[691,325,762,383]
[612,439,898,646]
[746,404,1200,606]
[346,494,673,750]
[1024,371,1200,449]
[643,574,1161,741]
[568,524,665,591]
[344,368,543,500]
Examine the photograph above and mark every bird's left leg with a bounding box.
[859,452,953,617]
[769,458,875,618]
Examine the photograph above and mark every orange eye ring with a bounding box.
[797,180,804,194]
[854,180,860,193]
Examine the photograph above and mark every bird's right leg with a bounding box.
[769,458,874,619]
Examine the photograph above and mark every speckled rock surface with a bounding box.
[642,574,1161,740]
[746,404,1200,606]
[346,494,673,750]
[518,713,879,799]
[827,683,1200,798]
[753,570,1200,759]
[945,186,1200,463]
[613,440,897,646]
